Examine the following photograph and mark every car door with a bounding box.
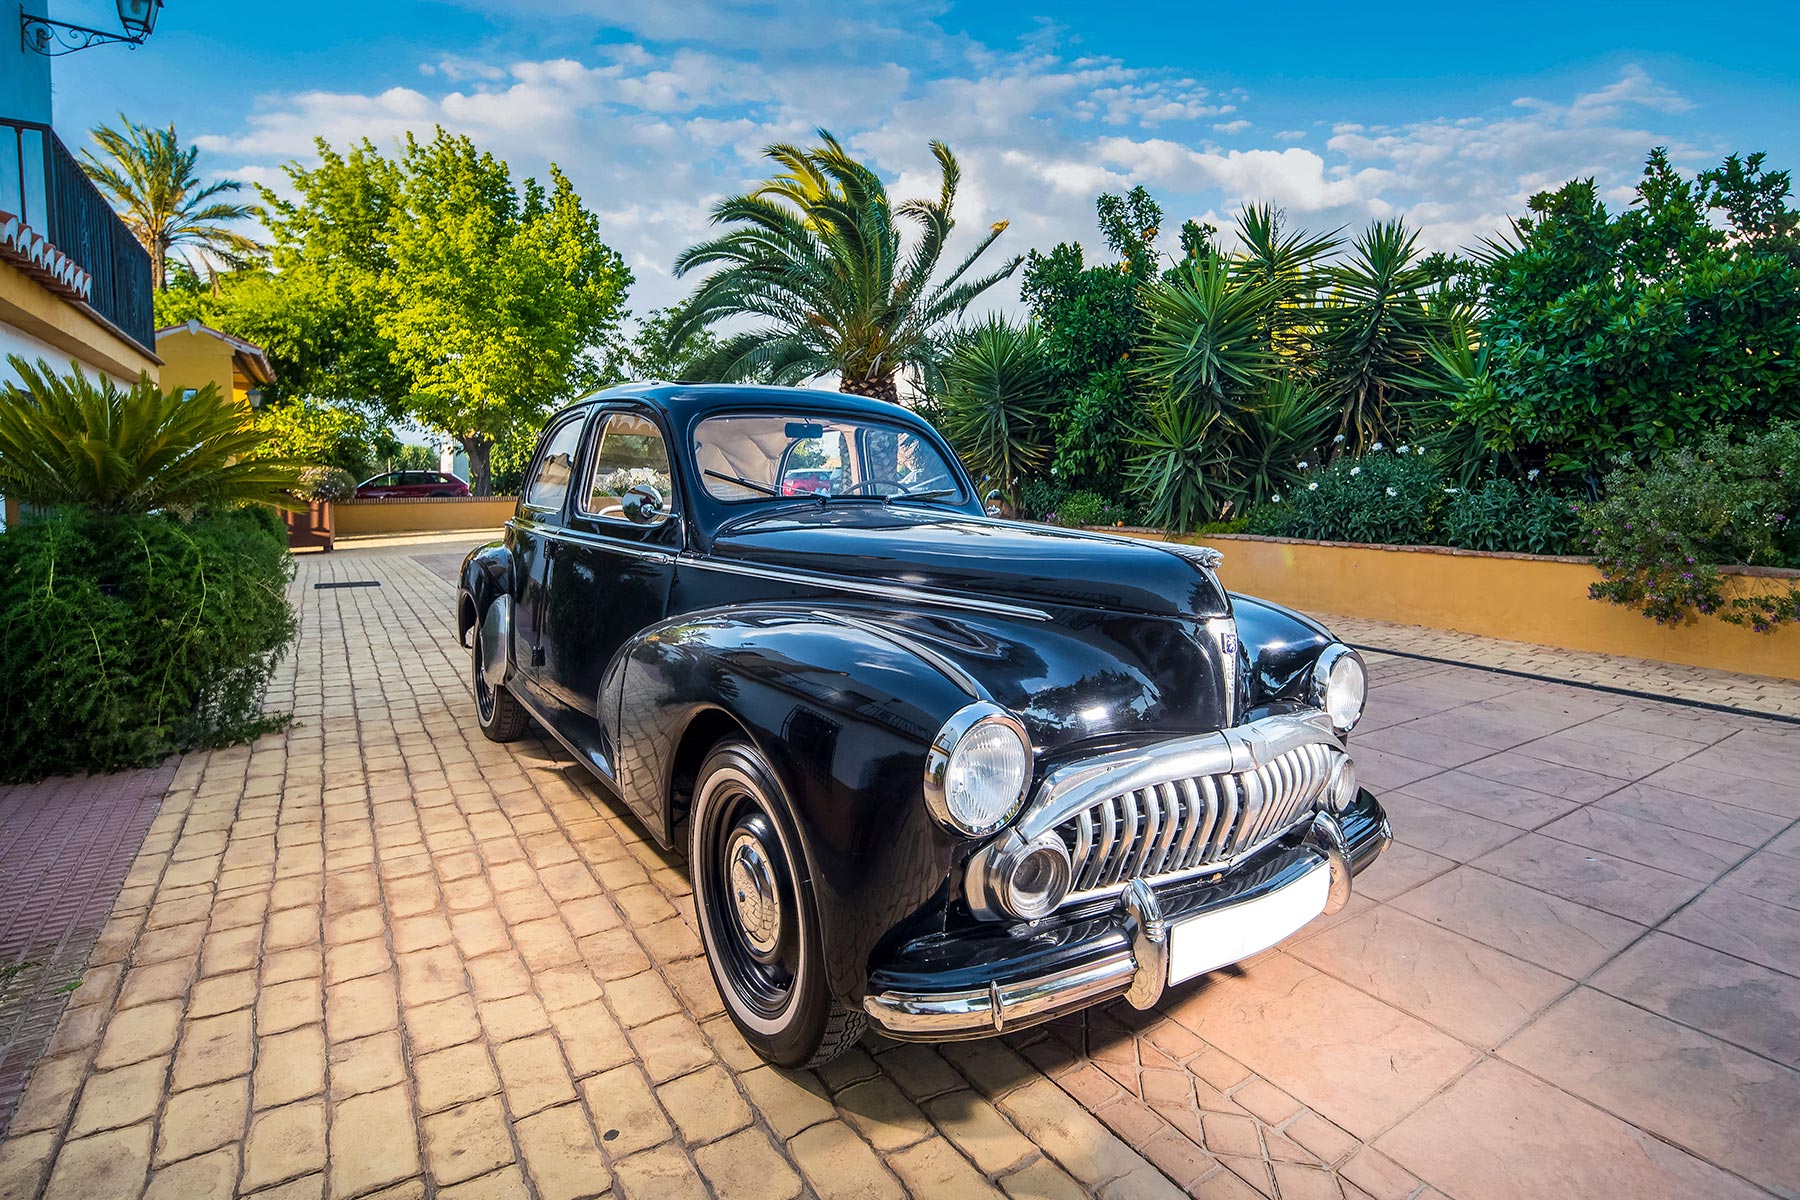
[539,406,680,734]
[509,410,588,705]
[360,473,398,498]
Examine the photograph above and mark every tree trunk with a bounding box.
[464,434,493,496]
[838,373,901,404]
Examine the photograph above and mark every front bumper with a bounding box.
[863,789,1389,1039]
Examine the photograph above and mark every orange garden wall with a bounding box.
[334,497,517,537]
[1116,530,1800,682]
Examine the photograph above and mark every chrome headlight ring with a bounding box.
[924,701,1033,838]
[1310,643,1368,734]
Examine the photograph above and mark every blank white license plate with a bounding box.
[1166,864,1331,985]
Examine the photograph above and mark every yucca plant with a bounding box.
[671,131,1020,401]
[1135,257,1280,418]
[1227,375,1338,510]
[1128,402,1235,533]
[937,318,1055,511]
[1317,220,1443,453]
[0,357,304,515]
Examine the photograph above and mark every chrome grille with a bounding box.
[1058,741,1338,896]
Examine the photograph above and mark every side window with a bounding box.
[582,411,674,524]
[523,416,586,515]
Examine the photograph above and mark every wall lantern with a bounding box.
[22,0,163,55]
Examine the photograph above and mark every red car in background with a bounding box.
[354,471,472,499]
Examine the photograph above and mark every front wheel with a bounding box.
[690,741,864,1067]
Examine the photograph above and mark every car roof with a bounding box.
[559,382,937,429]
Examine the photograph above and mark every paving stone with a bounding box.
[513,1102,610,1200]
[629,1014,712,1083]
[256,1026,326,1110]
[326,973,399,1042]
[579,1064,671,1157]
[692,1126,801,1200]
[156,1075,249,1166]
[493,1033,577,1117]
[996,1077,1150,1188]
[68,1057,168,1137]
[424,1096,516,1186]
[40,1124,151,1200]
[143,1146,239,1200]
[330,1085,420,1199]
[330,1030,409,1099]
[738,1065,834,1139]
[659,1063,751,1146]
[611,1143,709,1200]
[998,1158,1089,1200]
[415,1041,501,1114]
[93,1000,182,1070]
[242,1098,328,1192]
[172,1009,254,1090]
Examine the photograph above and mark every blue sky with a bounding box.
[44,0,1800,312]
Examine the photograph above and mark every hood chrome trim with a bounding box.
[679,555,1053,621]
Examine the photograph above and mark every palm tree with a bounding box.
[937,317,1055,510]
[671,131,1021,402]
[80,116,261,290]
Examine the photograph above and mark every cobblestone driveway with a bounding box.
[1,533,1797,1200]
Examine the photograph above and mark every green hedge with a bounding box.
[0,508,296,782]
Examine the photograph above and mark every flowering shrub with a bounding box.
[294,466,356,502]
[1584,423,1800,631]
[1248,447,1445,545]
[1442,478,1581,556]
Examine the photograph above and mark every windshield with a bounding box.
[693,414,965,504]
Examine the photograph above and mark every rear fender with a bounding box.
[458,542,513,648]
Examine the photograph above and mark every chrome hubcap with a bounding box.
[726,828,782,960]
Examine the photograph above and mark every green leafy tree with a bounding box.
[0,357,302,514]
[251,399,403,479]
[1468,149,1800,479]
[599,303,723,385]
[936,318,1056,510]
[672,131,1019,401]
[80,116,261,289]
[252,131,631,492]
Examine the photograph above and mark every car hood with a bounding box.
[709,505,1231,620]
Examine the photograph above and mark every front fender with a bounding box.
[458,541,513,647]
[607,605,984,1005]
[1231,592,1334,710]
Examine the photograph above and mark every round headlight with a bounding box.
[1327,754,1358,812]
[924,703,1032,836]
[1312,644,1367,733]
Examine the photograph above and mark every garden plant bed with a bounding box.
[1095,528,1800,681]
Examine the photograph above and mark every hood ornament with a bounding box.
[1178,545,1224,570]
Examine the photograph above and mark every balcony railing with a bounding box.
[0,118,155,355]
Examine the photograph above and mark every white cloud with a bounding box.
[198,35,1711,314]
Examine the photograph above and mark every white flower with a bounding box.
[1349,466,1362,476]
[1333,434,1346,444]
[1371,441,1385,451]
[1528,468,1541,481]
[1385,486,1397,497]
[1397,444,1411,455]
[1297,461,1309,470]
[1308,482,1319,492]
[1272,494,1282,503]
[1444,487,1460,495]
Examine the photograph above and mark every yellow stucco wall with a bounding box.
[1136,532,1800,681]
[334,498,518,537]
[154,327,241,401]
[0,259,158,383]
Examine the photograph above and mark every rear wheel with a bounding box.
[690,740,864,1067]
[472,609,530,742]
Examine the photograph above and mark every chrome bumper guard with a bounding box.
[864,810,1386,1039]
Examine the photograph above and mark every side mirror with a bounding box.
[985,488,1003,518]
[621,483,666,525]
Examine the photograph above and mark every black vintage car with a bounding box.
[458,384,1390,1067]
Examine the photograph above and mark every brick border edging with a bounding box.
[0,757,179,1138]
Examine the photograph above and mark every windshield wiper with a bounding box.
[885,488,957,504]
[704,468,779,497]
